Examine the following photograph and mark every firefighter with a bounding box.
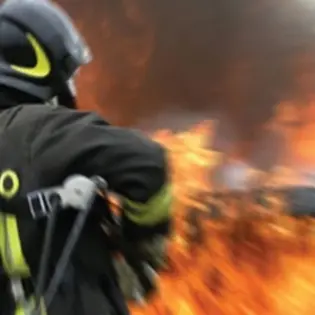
[0,0,172,314]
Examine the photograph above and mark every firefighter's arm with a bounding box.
[30,108,173,225]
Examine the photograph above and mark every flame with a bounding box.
[129,120,315,315]
[272,99,315,166]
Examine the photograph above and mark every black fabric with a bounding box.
[29,105,167,202]
[0,101,167,315]
[0,274,15,315]
[0,194,32,217]
[0,86,42,109]
[49,264,127,315]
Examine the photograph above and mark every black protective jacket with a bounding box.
[0,100,170,315]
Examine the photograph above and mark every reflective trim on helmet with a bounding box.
[2,0,92,71]
[10,33,51,78]
[123,184,173,226]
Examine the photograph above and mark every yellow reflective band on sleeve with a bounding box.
[0,214,30,276]
[124,184,173,226]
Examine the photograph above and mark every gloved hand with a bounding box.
[114,258,158,304]
[114,236,168,303]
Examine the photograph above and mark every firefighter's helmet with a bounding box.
[0,0,92,108]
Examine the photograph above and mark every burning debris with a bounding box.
[129,122,315,315]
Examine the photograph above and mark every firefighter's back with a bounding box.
[0,104,128,315]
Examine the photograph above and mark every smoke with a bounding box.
[58,0,315,150]
[138,108,213,132]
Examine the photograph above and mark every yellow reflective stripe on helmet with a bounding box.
[11,33,51,78]
[0,214,30,276]
[124,184,173,226]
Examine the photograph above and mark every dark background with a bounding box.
[58,0,315,145]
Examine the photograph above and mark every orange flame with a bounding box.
[129,121,315,315]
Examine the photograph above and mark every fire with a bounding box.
[129,121,315,315]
